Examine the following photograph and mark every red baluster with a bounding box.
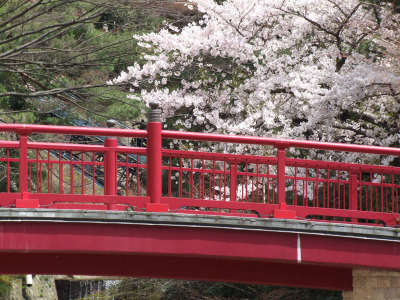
[230,163,237,202]
[349,170,359,223]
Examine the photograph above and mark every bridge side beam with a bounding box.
[0,252,352,291]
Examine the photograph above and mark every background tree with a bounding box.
[0,0,168,124]
[113,0,400,163]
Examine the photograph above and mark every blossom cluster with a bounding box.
[112,0,400,162]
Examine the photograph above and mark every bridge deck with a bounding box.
[1,208,399,242]
[0,208,399,290]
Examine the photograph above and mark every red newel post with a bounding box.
[146,102,168,212]
[273,146,296,219]
[16,133,38,208]
[104,138,118,209]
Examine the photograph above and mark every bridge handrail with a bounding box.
[0,123,400,156]
[0,104,400,227]
[0,123,147,138]
[162,130,400,156]
[9,138,400,175]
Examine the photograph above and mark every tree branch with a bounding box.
[0,83,128,98]
[0,11,103,59]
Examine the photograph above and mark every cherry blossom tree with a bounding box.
[112,0,400,158]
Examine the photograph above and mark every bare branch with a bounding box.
[0,0,80,36]
[0,83,129,98]
[326,0,347,16]
[0,0,42,28]
[335,3,362,36]
[0,11,103,59]
[0,0,31,19]
[0,6,103,47]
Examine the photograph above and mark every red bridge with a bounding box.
[0,105,400,293]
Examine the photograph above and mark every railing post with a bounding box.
[146,102,168,212]
[349,170,358,211]
[19,135,28,195]
[104,138,118,210]
[230,163,237,202]
[273,146,296,219]
[277,148,286,206]
[16,133,38,208]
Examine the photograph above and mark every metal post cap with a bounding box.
[106,119,118,128]
[148,102,162,123]
[149,102,159,110]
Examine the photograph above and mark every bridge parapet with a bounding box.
[0,104,399,226]
[0,208,399,291]
[0,208,398,241]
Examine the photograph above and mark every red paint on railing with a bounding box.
[18,135,28,195]
[104,138,118,210]
[147,122,162,204]
[0,105,400,226]
[146,104,168,212]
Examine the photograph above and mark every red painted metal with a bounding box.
[18,135,28,195]
[273,204,297,219]
[0,252,352,291]
[16,135,39,208]
[162,130,400,156]
[0,123,399,226]
[104,138,118,196]
[277,147,286,206]
[15,192,39,208]
[146,120,168,212]
[7,219,400,290]
[0,123,147,137]
[147,121,162,203]
[104,138,118,210]
[301,234,400,270]
[230,163,237,202]
[0,220,381,290]
[274,147,295,218]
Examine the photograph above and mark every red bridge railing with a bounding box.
[0,104,400,227]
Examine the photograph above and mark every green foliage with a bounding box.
[364,0,400,12]
[0,0,164,125]
[356,40,385,61]
[0,275,13,298]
